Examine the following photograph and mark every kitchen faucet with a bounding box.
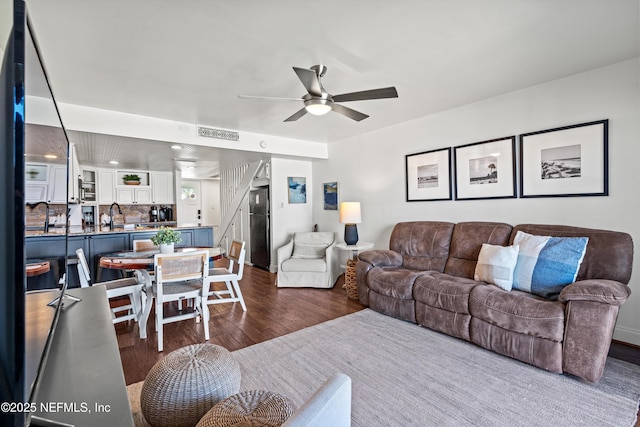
[26,201,50,233]
[109,202,122,230]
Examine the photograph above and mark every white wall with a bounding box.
[270,157,314,271]
[313,58,640,345]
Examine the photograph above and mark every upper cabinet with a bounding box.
[151,172,175,204]
[25,163,49,203]
[25,162,73,204]
[97,169,174,205]
[116,186,152,204]
[97,169,116,204]
[48,165,67,203]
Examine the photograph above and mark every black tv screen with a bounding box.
[0,4,73,425]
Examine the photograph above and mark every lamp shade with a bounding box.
[339,202,361,224]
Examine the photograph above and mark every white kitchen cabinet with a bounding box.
[151,172,174,204]
[68,143,82,203]
[116,186,152,204]
[26,183,48,203]
[98,169,117,204]
[25,163,49,203]
[48,164,67,203]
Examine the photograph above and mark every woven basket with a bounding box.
[343,259,359,300]
[197,390,295,427]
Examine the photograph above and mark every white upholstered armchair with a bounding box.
[276,232,340,288]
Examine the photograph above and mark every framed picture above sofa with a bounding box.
[519,119,608,198]
[405,147,452,202]
[453,136,517,200]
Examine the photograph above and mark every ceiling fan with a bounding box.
[239,64,398,122]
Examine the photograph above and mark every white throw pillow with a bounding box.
[474,243,520,291]
[292,243,328,259]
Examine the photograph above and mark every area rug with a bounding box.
[128,309,640,426]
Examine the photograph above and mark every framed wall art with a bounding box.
[519,119,608,198]
[405,147,452,202]
[287,176,307,203]
[454,136,516,200]
[323,182,338,210]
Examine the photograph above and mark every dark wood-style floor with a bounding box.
[115,262,640,426]
[114,261,364,385]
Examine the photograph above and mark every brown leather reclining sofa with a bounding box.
[356,221,633,382]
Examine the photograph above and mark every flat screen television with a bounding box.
[0,3,73,425]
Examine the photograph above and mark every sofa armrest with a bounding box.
[282,373,351,427]
[357,249,403,268]
[277,238,294,268]
[558,279,631,306]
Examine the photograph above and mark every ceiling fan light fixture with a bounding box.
[304,98,333,116]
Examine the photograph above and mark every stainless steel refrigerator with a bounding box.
[249,186,270,270]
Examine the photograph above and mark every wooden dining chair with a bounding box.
[75,248,144,324]
[132,238,157,281]
[133,239,156,252]
[139,250,209,352]
[202,240,247,326]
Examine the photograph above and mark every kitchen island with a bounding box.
[26,225,214,285]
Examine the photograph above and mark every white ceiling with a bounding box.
[23,0,640,174]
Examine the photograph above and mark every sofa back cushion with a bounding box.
[511,224,633,284]
[389,222,454,272]
[292,232,335,259]
[444,222,513,279]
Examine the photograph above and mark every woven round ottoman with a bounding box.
[141,344,241,427]
[196,390,296,427]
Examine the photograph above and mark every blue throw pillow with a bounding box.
[512,231,589,299]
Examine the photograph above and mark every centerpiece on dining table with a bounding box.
[151,227,181,253]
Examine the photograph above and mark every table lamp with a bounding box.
[339,202,362,245]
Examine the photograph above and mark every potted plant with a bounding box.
[151,227,181,253]
[123,174,141,185]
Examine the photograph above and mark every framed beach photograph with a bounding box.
[454,136,516,200]
[405,147,452,202]
[287,177,307,203]
[323,182,338,210]
[520,120,608,198]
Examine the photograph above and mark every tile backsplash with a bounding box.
[97,204,176,225]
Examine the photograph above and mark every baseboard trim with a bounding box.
[613,325,640,346]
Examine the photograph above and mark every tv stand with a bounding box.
[28,286,134,426]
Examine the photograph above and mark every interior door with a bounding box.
[178,180,201,227]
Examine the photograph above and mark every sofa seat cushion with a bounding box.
[367,267,429,300]
[281,258,327,273]
[469,285,565,342]
[413,273,480,314]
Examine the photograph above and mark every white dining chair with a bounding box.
[75,248,144,324]
[203,240,247,317]
[139,250,209,352]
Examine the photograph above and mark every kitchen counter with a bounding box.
[24,221,208,237]
[26,226,215,286]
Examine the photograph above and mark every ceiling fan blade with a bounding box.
[331,104,369,122]
[332,86,398,103]
[238,95,301,101]
[293,67,323,97]
[284,107,308,122]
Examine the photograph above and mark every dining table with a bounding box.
[26,258,64,291]
[97,246,225,280]
[98,247,226,336]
